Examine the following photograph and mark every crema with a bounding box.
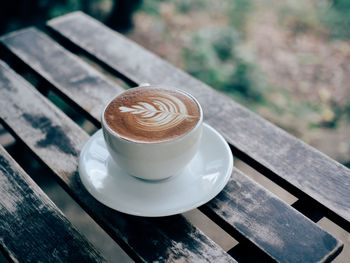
[104,86,201,143]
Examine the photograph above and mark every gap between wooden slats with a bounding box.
[1,128,134,263]
[46,12,350,230]
[0,31,240,256]
[0,28,345,263]
[0,59,236,263]
[0,145,106,263]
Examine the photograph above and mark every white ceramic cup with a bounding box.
[101,85,203,180]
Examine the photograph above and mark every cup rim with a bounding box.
[101,85,203,145]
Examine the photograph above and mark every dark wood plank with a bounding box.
[47,11,350,225]
[0,31,344,262]
[1,27,123,124]
[203,170,343,263]
[0,146,106,263]
[0,60,236,263]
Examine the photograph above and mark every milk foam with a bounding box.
[119,93,195,131]
[104,87,201,143]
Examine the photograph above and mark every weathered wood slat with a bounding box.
[1,27,123,124]
[0,146,106,263]
[0,29,344,263]
[204,171,343,263]
[0,60,236,263]
[47,11,350,225]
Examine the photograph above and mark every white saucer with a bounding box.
[79,123,233,217]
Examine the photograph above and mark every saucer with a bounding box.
[78,123,233,217]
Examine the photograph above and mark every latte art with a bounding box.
[104,87,201,143]
[119,94,195,131]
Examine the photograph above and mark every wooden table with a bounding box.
[0,11,349,262]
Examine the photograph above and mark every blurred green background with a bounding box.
[1,0,350,167]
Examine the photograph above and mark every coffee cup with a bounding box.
[101,85,203,180]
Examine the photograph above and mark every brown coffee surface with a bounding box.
[104,87,201,143]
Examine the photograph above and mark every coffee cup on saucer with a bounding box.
[101,84,203,181]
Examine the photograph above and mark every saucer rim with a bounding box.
[79,123,233,217]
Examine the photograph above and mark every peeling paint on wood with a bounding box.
[1,22,347,262]
[46,12,350,226]
[1,27,123,122]
[0,61,85,175]
[204,169,343,263]
[22,113,78,156]
[0,60,235,262]
[0,146,106,262]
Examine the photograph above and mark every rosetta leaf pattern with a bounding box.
[119,95,191,131]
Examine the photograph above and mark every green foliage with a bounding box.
[277,0,322,34]
[183,28,265,103]
[49,0,83,18]
[213,29,235,61]
[227,0,253,32]
[321,0,350,39]
[345,101,350,122]
[277,0,350,39]
[139,0,207,15]
[139,0,164,15]
[172,0,208,13]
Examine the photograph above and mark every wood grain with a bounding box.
[1,27,123,125]
[0,60,236,263]
[0,30,344,262]
[204,169,343,263]
[0,146,106,263]
[47,12,350,225]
